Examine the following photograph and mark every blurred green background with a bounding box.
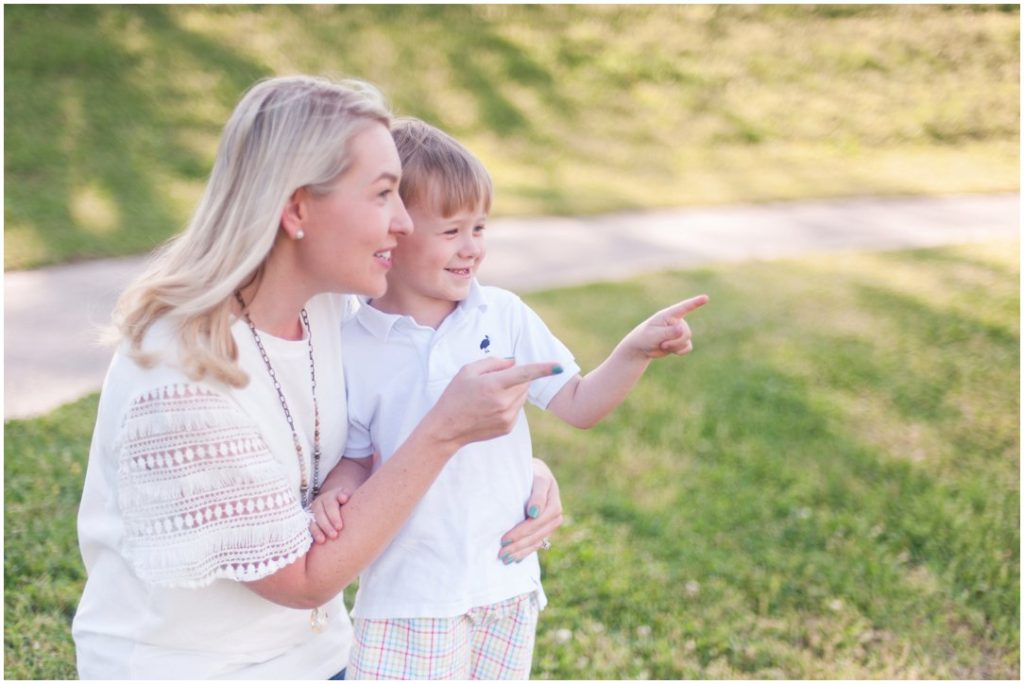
[4,4,1020,680]
[4,4,1019,269]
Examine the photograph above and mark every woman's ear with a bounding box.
[280,188,308,240]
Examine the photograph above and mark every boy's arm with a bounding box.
[309,455,373,543]
[547,294,708,429]
[322,454,373,492]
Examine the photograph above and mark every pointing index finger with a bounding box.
[662,294,709,320]
[488,362,565,388]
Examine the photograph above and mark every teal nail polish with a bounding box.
[528,505,540,519]
[501,553,513,564]
[501,539,513,547]
[551,365,564,375]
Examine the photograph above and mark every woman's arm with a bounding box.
[245,357,562,608]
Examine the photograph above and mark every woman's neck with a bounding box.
[238,248,311,340]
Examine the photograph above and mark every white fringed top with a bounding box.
[72,293,355,679]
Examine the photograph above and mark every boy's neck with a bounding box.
[372,288,460,330]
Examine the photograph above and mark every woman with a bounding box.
[72,75,564,679]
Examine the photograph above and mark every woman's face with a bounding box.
[298,123,413,297]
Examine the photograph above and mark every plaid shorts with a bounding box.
[347,592,540,680]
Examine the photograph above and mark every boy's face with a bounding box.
[385,195,488,312]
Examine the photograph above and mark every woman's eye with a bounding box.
[474,225,487,233]
[378,189,392,199]
[443,229,459,236]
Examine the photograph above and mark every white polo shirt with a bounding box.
[341,280,580,619]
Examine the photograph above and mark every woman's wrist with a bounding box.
[411,407,465,460]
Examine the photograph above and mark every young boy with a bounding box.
[313,118,708,679]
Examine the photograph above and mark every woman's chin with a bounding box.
[337,271,389,298]
[364,278,389,299]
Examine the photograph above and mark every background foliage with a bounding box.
[4,4,1020,268]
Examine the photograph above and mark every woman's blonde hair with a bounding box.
[390,117,492,217]
[113,75,391,387]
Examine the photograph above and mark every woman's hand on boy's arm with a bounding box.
[309,456,373,544]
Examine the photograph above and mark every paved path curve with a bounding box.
[5,193,1018,420]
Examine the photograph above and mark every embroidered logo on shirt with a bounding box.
[480,335,491,353]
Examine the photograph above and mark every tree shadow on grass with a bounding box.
[292,5,574,142]
[4,5,268,269]
[4,3,638,257]
[438,9,573,139]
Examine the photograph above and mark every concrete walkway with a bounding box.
[4,193,1018,420]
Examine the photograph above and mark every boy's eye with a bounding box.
[474,224,486,233]
[443,228,459,236]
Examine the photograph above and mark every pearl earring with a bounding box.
[295,229,305,240]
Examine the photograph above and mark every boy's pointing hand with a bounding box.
[626,294,709,359]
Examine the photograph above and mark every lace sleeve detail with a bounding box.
[116,383,312,589]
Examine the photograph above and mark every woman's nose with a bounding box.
[391,198,414,235]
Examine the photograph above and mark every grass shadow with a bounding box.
[4,5,269,269]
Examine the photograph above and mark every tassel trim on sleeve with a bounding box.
[115,383,314,589]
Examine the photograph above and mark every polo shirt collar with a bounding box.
[460,278,488,315]
[355,278,489,341]
[352,296,401,340]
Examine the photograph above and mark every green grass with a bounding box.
[4,241,1018,678]
[5,397,94,679]
[4,4,1020,269]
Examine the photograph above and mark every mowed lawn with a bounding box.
[4,241,1018,679]
[5,4,1019,269]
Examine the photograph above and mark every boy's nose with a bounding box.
[458,237,483,258]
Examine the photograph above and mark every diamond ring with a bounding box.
[540,538,552,551]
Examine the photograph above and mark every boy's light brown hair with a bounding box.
[390,117,492,217]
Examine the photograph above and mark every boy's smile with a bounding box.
[373,200,488,328]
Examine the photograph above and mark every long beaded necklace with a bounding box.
[234,292,328,632]
[234,292,321,508]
